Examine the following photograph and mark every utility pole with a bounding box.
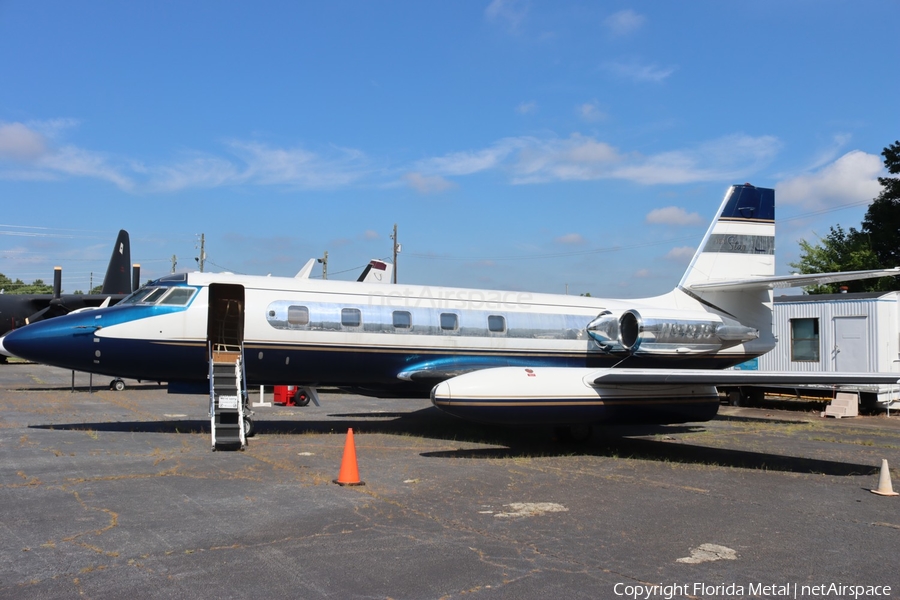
[390,223,400,284]
[195,234,206,272]
[171,255,177,274]
[318,251,328,279]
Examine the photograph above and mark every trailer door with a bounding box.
[833,316,868,372]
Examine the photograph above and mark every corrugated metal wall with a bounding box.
[758,292,900,373]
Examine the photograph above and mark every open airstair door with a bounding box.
[208,284,245,354]
[207,284,250,450]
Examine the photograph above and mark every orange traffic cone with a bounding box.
[333,428,365,486]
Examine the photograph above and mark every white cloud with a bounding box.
[416,139,522,176]
[516,101,537,115]
[578,101,605,122]
[505,133,778,185]
[666,246,696,262]
[634,268,651,278]
[485,0,528,31]
[0,118,782,195]
[610,134,780,184]
[228,141,367,188]
[0,120,134,190]
[776,150,883,210]
[555,233,585,245]
[603,59,676,83]
[511,134,622,183]
[147,154,241,192]
[403,172,456,194]
[39,145,136,191]
[646,206,704,226]
[0,122,47,161]
[604,9,645,37]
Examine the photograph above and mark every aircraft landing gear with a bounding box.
[110,378,126,391]
[243,415,255,438]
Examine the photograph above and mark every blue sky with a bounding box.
[0,1,896,297]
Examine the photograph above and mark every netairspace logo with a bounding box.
[613,582,892,599]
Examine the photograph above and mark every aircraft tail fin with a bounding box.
[358,259,393,284]
[100,230,132,295]
[678,185,898,293]
[678,184,775,291]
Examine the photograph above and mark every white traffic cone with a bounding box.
[871,459,899,496]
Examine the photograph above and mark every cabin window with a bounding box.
[157,287,196,306]
[288,305,309,326]
[440,312,458,331]
[393,311,411,329]
[488,315,506,333]
[341,308,362,327]
[790,318,819,362]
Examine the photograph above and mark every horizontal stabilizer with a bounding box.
[687,267,900,291]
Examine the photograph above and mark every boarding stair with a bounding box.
[209,343,250,450]
[822,391,859,419]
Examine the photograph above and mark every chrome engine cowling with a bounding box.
[587,308,758,355]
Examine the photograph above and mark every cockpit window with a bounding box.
[157,287,196,306]
[141,288,169,304]
[121,287,159,305]
[120,285,195,306]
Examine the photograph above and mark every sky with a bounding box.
[0,1,897,297]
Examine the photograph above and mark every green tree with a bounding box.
[789,226,887,293]
[791,141,900,294]
[861,140,900,267]
[16,279,54,294]
[0,273,52,294]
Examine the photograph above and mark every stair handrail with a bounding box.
[207,340,215,418]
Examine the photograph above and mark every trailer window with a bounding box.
[790,318,819,362]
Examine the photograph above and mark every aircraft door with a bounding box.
[208,284,245,354]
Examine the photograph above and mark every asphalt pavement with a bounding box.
[1,362,899,599]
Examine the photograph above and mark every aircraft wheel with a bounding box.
[111,379,126,391]
[243,416,255,437]
[294,390,311,407]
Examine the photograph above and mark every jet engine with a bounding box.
[586,308,758,355]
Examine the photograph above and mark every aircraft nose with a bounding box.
[2,315,99,369]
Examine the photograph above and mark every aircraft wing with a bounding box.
[591,368,900,386]
[686,267,900,291]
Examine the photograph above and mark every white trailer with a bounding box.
[743,291,900,409]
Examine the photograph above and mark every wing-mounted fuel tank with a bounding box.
[586,308,758,355]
